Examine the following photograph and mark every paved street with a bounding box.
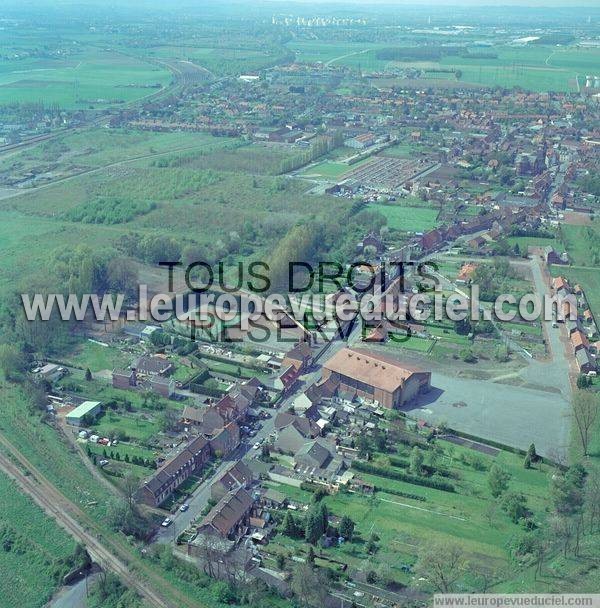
[153,405,277,544]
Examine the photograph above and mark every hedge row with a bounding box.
[388,456,455,480]
[189,383,225,398]
[375,486,426,502]
[352,461,455,493]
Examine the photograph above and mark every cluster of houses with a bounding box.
[553,276,598,375]
[418,206,537,254]
[138,378,264,507]
[176,347,433,571]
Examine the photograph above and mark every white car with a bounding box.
[161,518,172,527]
[253,442,261,450]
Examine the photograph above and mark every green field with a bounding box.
[0,130,354,295]
[560,223,599,267]
[147,44,289,76]
[506,235,557,252]
[299,160,352,179]
[369,202,439,232]
[551,222,600,319]
[0,51,171,109]
[264,434,559,590]
[61,341,131,373]
[289,40,600,92]
[0,472,78,608]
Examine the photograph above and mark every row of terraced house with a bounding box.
[137,378,263,507]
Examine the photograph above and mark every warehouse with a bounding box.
[65,401,102,426]
[322,348,430,409]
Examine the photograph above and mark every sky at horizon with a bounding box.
[12,0,600,8]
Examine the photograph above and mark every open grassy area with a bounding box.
[368,203,439,232]
[298,160,352,179]
[288,41,599,92]
[0,50,170,109]
[0,129,354,295]
[560,222,599,267]
[0,471,77,608]
[90,411,159,443]
[551,221,600,319]
[61,341,131,373]
[506,235,557,252]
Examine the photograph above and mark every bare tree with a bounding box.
[585,469,600,533]
[531,533,550,581]
[414,541,467,593]
[550,515,574,557]
[471,563,508,592]
[123,470,140,511]
[291,563,329,607]
[197,535,222,579]
[572,390,599,457]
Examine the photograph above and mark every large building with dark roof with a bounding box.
[322,348,431,409]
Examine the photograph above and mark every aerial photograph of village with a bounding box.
[0,0,599,606]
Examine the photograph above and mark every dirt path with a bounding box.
[0,141,214,203]
[58,420,123,498]
[325,48,371,67]
[378,497,467,521]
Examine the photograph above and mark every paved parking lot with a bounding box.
[408,371,570,458]
[402,257,573,460]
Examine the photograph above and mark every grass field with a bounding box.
[551,221,600,319]
[0,129,354,295]
[0,129,238,182]
[0,50,171,109]
[0,471,77,608]
[289,40,599,92]
[147,44,288,76]
[369,202,439,232]
[298,156,373,180]
[61,341,131,373]
[298,160,352,179]
[560,223,599,267]
[90,411,159,443]
[506,235,557,252]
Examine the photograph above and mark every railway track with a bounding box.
[0,432,203,608]
[0,447,170,608]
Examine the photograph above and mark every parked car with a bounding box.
[253,442,261,450]
[161,518,172,527]
[180,504,189,512]
[99,459,109,467]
